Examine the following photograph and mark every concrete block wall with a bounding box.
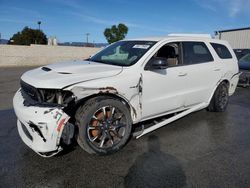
[0,44,101,67]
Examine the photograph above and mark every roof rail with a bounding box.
[168,33,211,38]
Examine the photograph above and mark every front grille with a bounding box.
[20,122,33,141]
[20,80,40,101]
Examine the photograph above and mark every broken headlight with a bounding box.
[38,89,74,105]
[20,80,75,106]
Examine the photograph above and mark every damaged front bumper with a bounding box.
[13,89,70,157]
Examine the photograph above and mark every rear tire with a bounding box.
[207,82,229,112]
[75,96,132,155]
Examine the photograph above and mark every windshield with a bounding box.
[90,40,156,66]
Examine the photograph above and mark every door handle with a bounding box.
[178,72,187,77]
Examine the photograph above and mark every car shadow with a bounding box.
[123,135,186,188]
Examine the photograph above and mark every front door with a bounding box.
[141,42,188,120]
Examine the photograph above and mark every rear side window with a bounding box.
[211,43,232,59]
[182,42,214,65]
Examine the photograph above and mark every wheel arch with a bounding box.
[70,93,137,123]
[208,79,230,105]
[221,79,230,87]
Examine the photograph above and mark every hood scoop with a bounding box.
[41,67,52,72]
[42,67,72,74]
[57,72,72,74]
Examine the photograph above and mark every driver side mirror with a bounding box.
[145,57,168,70]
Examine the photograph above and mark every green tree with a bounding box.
[104,23,128,44]
[9,26,47,45]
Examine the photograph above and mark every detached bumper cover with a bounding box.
[13,89,70,156]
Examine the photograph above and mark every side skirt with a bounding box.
[135,102,208,139]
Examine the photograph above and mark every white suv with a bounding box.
[13,35,240,157]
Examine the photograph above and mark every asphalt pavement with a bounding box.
[1,67,250,188]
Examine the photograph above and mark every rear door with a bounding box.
[180,41,222,106]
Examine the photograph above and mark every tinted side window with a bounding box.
[211,43,232,59]
[155,42,180,67]
[182,42,214,65]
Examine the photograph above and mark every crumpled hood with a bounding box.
[21,60,123,89]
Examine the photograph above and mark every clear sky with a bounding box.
[0,0,250,43]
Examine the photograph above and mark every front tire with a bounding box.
[75,97,132,155]
[207,82,229,112]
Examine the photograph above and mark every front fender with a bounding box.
[70,86,141,123]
